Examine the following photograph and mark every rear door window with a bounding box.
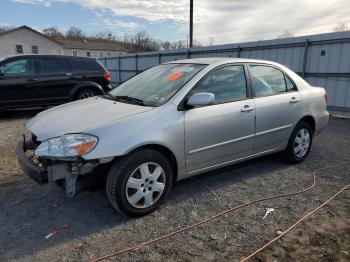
[249,65,287,97]
[69,58,102,73]
[0,58,36,76]
[40,57,69,75]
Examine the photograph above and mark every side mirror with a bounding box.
[187,92,215,107]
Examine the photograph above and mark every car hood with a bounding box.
[26,96,154,141]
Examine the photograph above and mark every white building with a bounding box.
[0,25,126,58]
[60,39,125,58]
[0,25,63,57]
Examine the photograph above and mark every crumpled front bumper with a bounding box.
[16,141,48,184]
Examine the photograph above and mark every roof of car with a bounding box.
[167,57,277,65]
[0,54,97,60]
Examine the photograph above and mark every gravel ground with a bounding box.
[0,112,349,262]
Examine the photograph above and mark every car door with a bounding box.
[184,64,255,173]
[0,57,41,109]
[248,64,304,153]
[36,57,75,105]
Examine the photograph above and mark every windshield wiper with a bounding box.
[114,95,145,106]
[103,93,117,100]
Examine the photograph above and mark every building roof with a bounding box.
[59,39,125,51]
[0,25,125,52]
[0,25,63,45]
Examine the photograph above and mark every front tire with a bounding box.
[283,121,313,163]
[106,149,173,217]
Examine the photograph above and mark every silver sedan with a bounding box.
[17,58,329,217]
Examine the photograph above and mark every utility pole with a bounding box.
[189,0,193,48]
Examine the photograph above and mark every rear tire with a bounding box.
[106,149,173,217]
[282,121,313,163]
[76,89,97,100]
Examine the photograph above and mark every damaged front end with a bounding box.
[16,134,112,197]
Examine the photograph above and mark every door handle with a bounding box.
[289,97,300,104]
[26,78,37,82]
[241,105,255,112]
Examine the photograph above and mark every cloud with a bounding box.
[193,0,350,44]
[0,22,11,27]
[13,0,53,7]
[11,0,350,44]
[92,19,142,30]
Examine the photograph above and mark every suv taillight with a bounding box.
[104,72,111,81]
[324,93,328,104]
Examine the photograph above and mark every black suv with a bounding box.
[0,55,112,110]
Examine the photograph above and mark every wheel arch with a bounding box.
[69,82,104,100]
[298,115,316,133]
[126,144,179,182]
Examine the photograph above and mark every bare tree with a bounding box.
[193,38,202,47]
[208,37,215,46]
[43,27,65,41]
[278,30,295,38]
[171,40,187,49]
[0,26,12,33]
[161,41,171,50]
[65,26,85,40]
[333,22,348,32]
[122,31,160,52]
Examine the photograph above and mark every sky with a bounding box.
[0,0,349,45]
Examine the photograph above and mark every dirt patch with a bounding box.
[0,113,349,261]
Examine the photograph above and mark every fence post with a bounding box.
[135,54,138,74]
[158,53,162,65]
[302,39,310,78]
[237,46,241,58]
[118,57,121,84]
[187,49,191,59]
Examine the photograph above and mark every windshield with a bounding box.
[109,63,206,106]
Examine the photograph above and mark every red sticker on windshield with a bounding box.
[166,71,184,81]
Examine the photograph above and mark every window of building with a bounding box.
[249,65,287,97]
[16,45,23,54]
[107,53,111,56]
[72,50,78,56]
[86,52,91,57]
[189,65,247,104]
[32,45,38,54]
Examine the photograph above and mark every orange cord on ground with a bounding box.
[240,183,350,261]
[90,161,350,262]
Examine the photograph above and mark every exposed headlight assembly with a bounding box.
[35,134,98,158]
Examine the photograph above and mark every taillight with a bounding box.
[104,72,110,81]
[324,93,328,104]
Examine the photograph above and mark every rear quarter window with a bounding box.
[40,57,69,74]
[69,58,103,73]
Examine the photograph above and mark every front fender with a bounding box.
[82,104,186,172]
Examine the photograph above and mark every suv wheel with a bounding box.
[76,89,97,100]
[106,149,173,217]
[283,121,313,163]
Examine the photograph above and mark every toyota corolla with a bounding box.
[16,58,329,217]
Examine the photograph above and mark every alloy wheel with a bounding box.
[79,92,95,99]
[125,162,166,209]
[294,128,310,158]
